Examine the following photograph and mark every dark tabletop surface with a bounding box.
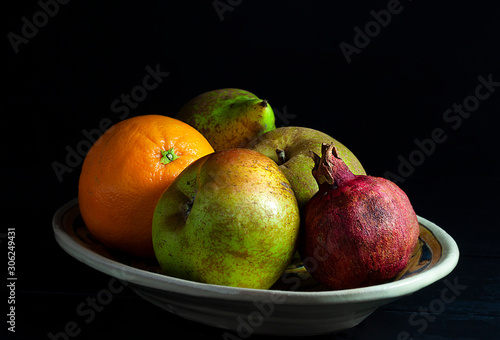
[4,1,499,339]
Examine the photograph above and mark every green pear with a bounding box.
[246,126,366,209]
[176,88,276,151]
[152,148,300,289]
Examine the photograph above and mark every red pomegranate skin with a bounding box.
[302,144,420,290]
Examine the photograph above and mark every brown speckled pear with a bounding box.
[152,148,300,289]
[247,126,366,209]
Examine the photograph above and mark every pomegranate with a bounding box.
[301,143,420,290]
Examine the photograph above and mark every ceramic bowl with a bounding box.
[53,199,459,336]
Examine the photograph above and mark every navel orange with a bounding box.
[78,115,214,258]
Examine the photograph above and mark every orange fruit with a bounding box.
[78,115,214,258]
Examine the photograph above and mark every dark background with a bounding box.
[3,0,499,339]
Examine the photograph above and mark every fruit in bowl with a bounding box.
[247,126,366,209]
[152,148,300,289]
[78,115,214,258]
[301,143,420,290]
[176,88,276,151]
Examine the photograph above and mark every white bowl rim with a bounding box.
[53,198,460,305]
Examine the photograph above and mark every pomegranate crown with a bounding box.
[310,143,356,188]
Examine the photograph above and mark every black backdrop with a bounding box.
[3,1,500,339]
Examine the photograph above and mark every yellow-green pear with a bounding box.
[152,148,300,289]
[176,88,276,151]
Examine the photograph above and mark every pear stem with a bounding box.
[276,148,286,165]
